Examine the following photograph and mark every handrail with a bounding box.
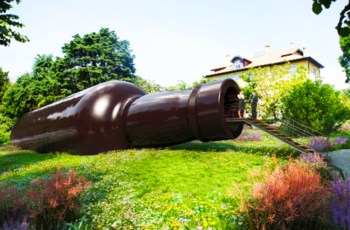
[280,116,331,157]
[282,116,324,136]
[283,122,317,137]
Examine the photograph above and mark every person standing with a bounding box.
[251,91,258,119]
[238,90,246,118]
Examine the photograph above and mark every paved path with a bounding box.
[324,149,350,177]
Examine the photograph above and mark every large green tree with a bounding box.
[0,0,29,46]
[1,54,60,120]
[1,29,157,120]
[339,35,350,83]
[281,79,349,134]
[2,73,35,119]
[54,28,137,96]
[32,54,62,107]
[311,0,350,37]
[240,64,309,121]
[0,67,10,103]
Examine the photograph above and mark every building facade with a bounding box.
[205,43,324,86]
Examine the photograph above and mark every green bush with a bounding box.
[262,119,275,124]
[0,115,13,145]
[281,79,350,134]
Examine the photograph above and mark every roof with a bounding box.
[207,47,324,77]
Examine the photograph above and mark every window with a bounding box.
[313,67,317,77]
[289,65,297,73]
[233,58,242,70]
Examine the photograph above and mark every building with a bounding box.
[205,43,324,86]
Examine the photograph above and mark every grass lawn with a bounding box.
[0,128,345,229]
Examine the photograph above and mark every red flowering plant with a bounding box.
[26,167,91,229]
[232,157,331,230]
[0,182,27,228]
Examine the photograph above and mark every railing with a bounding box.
[224,99,251,118]
[281,116,324,137]
[281,116,331,157]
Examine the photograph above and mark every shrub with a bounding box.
[339,123,350,131]
[335,137,347,145]
[306,137,349,152]
[1,217,34,230]
[0,115,13,145]
[299,152,323,164]
[243,124,252,129]
[0,167,91,230]
[306,137,334,152]
[329,174,350,229]
[27,167,91,229]
[235,160,331,230]
[235,132,262,142]
[281,79,350,134]
[0,183,27,228]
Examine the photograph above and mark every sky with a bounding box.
[0,0,349,89]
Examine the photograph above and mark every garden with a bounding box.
[1,1,350,229]
[1,126,350,230]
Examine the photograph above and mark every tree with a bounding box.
[33,54,55,78]
[1,54,60,120]
[343,88,350,98]
[281,79,349,134]
[2,73,35,120]
[0,67,10,104]
[135,76,165,93]
[0,0,29,46]
[339,35,350,83]
[166,77,215,91]
[32,54,62,107]
[240,64,309,121]
[54,28,137,96]
[311,0,350,37]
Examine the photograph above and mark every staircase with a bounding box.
[281,116,324,137]
[226,117,315,154]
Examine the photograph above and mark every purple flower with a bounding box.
[335,137,347,145]
[306,137,334,152]
[1,216,34,230]
[251,133,262,141]
[235,132,262,142]
[299,152,323,164]
[330,174,350,229]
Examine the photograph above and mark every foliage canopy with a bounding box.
[0,67,10,104]
[339,35,350,83]
[54,28,137,96]
[311,0,350,37]
[0,0,29,46]
[240,64,309,121]
[166,77,215,91]
[1,28,141,120]
[281,79,349,134]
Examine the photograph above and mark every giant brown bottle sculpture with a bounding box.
[11,79,244,155]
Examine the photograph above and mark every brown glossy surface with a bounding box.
[11,79,243,155]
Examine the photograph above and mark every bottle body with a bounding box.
[11,79,244,155]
